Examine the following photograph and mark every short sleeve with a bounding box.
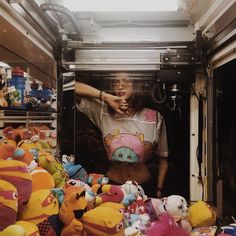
[156,113,169,158]
[76,97,102,129]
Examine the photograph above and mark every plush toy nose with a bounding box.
[74,209,86,219]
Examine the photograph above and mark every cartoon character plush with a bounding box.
[63,162,88,183]
[188,201,217,227]
[20,189,62,236]
[0,179,18,231]
[145,195,189,223]
[145,212,188,236]
[37,152,68,188]
[87,173,109,186]
[94,184,136,207]
[82,202,125,236]
[59,188,93,236]
[0,160,32,215]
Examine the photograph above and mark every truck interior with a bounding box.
[1,0,236,225]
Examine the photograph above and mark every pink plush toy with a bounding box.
[145,195,189,222]
[146,212,188,236]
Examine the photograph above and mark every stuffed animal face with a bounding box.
[0,179,18,231]
[82,203,125,236]
[0,160,32,214]
[163,195,189,221]
[59,188,89,226]
[20,189,59,225]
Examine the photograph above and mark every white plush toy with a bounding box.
[146,195,189,222]
[121,180,147,199]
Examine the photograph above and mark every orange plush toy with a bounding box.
[59,188,93,236]
[31,167,55,192]
[0,143,17,160]
[12,147,38,171]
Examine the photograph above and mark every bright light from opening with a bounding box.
[63,0,178,12]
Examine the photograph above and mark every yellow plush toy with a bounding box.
[188,201,217,227]
[20,189,62,236]
[0,225,25,236]
[82,202,125,236]
[59,188,92,236]
[37,152,68,188]
[0,160,32,215]
[16,221,40,236]
[20,189,59,225]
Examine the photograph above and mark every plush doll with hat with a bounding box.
[0,160,32,215]
[0,179,18,231]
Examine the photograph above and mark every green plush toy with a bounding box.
[37,152,68,188]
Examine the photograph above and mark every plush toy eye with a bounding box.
[119,209,124,214]
[12,192,18,200]
[116,222,124,231]
[24,140,32,144]
[69,180,76,186]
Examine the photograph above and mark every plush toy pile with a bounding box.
[0,128,234,235]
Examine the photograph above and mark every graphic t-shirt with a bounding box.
[76,97,168,163]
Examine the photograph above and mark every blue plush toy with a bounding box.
[63,162,88,183]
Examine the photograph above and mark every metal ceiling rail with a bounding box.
[67,41,195,50]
